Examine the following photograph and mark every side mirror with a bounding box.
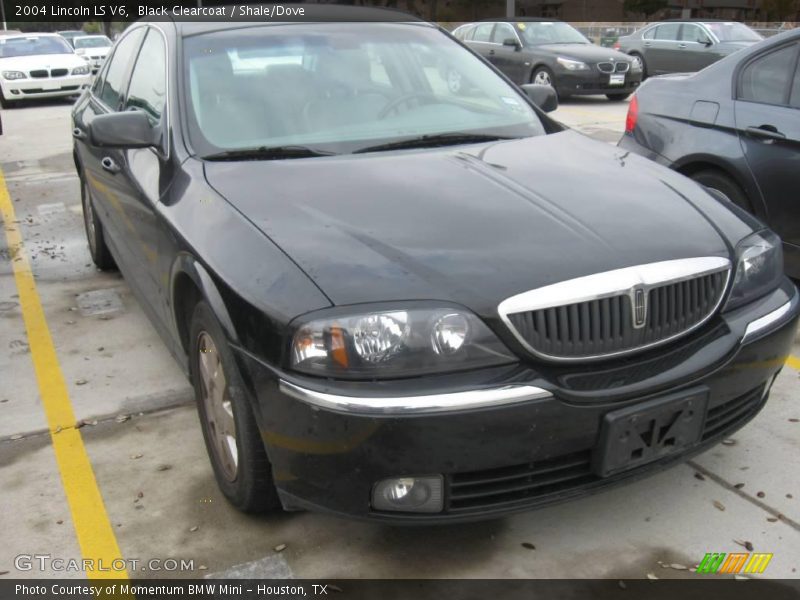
[503,37,522,50]
[88,111,158,149]
[698,36,712,46]
[521,84,558,113]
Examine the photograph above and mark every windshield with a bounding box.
[75,36,112,49]
[704,22,762,42]
[517,22,589,45]
[0,36,73,58]
[183,23,546,157]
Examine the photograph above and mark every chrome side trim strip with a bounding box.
[743,293,799,344]
[279,381,551,415]
[498,256,731,362]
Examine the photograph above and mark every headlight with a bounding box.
[726,230,783,310]
[556,57,589,71]
[2,71,26,80]
[71,65,90,76]
[290,307,515,379]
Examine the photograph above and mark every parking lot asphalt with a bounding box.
[0,97,798,581]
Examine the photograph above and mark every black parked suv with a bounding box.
[454,19,643,100]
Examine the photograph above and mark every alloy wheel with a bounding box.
[533,70,552,86]
[197,332,238,482]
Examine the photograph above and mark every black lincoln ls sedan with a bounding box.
[71,9,798,523]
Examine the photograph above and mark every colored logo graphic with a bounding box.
[697,552,773,574]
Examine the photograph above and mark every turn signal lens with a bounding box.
[625,94,638,134]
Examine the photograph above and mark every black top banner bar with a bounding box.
[2,0,799,26]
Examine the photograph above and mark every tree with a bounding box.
[623,0,668,18]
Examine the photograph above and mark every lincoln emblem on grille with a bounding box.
[632,287,647,329]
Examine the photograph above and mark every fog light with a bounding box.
[372,476,443,513]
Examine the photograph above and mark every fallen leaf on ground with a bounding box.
[767,517,778,522]
[156,464,172,472]
[273,543,287,552]
[713,500,726,511]
[130,453,143,460]
[670,563,687,570]
[646,573,658,580]
[734,483,745,489]
[190,526,199,532]
[75,379,88,386]
[757,491,765,498]
[722,439,736,446]
[521,542,536,550]
[694,472,705,481]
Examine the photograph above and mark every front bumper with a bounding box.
[0,75,91,102]
[233,280,798,523]
[556,68,643,96]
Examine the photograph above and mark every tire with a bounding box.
[689,169,753,213]
[189,301,282,513]
[80,177,116,270]
[0,88,12,109]
[606,93,631,101]
[531,66,555,88]
[630,52,647,79]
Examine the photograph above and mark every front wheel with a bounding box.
[531,66,555,88]
[190,301,282,513]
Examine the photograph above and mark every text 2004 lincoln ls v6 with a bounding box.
[71,12,799,522]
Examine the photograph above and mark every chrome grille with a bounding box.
[597,62,629,74]
[499,257,730,361]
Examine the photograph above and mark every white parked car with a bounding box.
[0,33,92,108]
[73,35,113,75]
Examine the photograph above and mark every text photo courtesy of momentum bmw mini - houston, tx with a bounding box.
[0,0,799,597]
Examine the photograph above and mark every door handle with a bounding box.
[643,42,651,47]
[488,49,495,56]
[746,125,786,142]
[101,156,121,174]
[678,43,687,49]
[72,127,87,140]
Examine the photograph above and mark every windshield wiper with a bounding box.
[202,145,336,161]
[354,133,514,154]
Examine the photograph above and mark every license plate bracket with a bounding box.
[593,388,708,477]
[609,73,625,86]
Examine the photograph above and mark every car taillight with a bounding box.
[625,95,638,134]
[613,41,621,50]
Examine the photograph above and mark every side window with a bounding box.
[654,23,681,41]
[98,28,145,110]
[125,29,167,123]
[491,23,516,44]
[790,56,800,108]
[739,44,798,106]
[642,27,655,40]
[679,25,701,42]
[472,23,494,43]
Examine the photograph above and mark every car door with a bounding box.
[678,24,717,72]
[734,42,800,256]
[114,26,173,324]
[647,23,682,74]
[74,26,146,267]
[464,22,496,62]
[489,22,525,83]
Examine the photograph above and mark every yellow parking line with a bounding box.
[0,169,128,580]
[787,356,800,371]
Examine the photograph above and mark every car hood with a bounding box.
[534,43,633,63]
[203,131,733,316]
[0,53,85,71]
